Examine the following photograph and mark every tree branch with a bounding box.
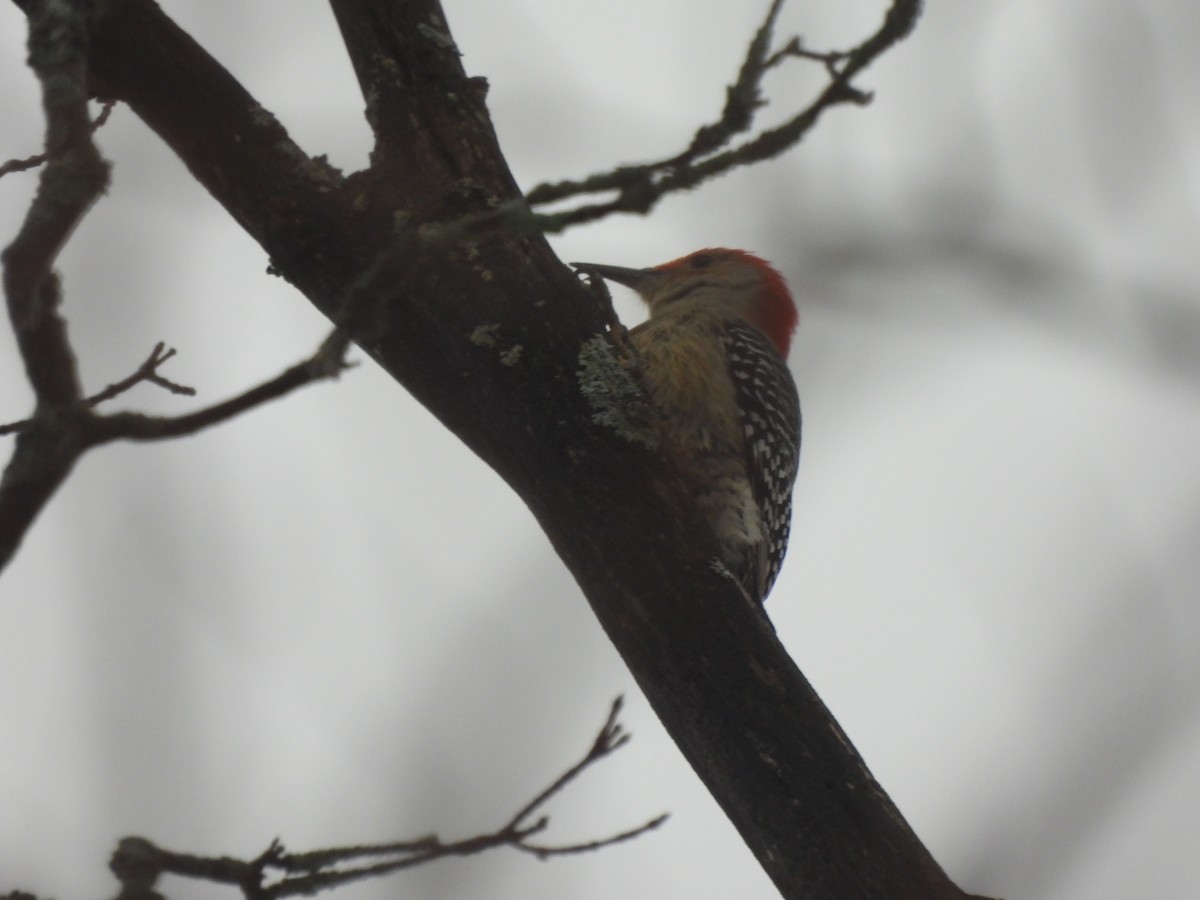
[5,1,989,897]
[87,330,352,443]
[0,342,197,436]
[0,328,352,571]
[84,342,197,406]
[0,0,108,572]
[0,4,356,573]
[518,0,922,232]
[106,698,665,900]
[2,3,105,407]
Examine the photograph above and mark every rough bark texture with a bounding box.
[14,1,985,897]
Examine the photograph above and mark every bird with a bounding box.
[572,248,801,603]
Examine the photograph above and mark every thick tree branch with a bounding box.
[107,699,664,900]
[327,0,493,173]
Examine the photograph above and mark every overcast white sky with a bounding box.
[2,2,1199,899]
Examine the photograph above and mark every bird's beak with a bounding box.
[570,262,659,291]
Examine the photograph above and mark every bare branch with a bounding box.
[0,3,354,569]
[670,0,788,165]
[0,0,108,572]
[0,342,199,436]
[1,333,350,441]
[84,342,197,406]
[0,329,351,573]
[2,14,107,408]
[519,812,670,859]
[0,3,353,572]
[88,330,352,443]
[505,695,630,829]
[764,36,849,78]
[519,0,922,232]
[105,698,666,900]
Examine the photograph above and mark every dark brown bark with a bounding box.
[9,1,987,897]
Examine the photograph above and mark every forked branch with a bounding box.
[107,698,666,900]
[0,0,362,572]
[520,0,922,231]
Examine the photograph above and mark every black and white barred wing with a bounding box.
[721,320,802,601]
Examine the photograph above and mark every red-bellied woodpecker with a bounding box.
[572,248,801,604]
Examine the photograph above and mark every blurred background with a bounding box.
[2,1,1199,898]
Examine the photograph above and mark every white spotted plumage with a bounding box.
[720,319,801,600]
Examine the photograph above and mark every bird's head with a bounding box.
[572,248,798,357]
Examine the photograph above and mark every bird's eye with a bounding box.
[689,253,714,269]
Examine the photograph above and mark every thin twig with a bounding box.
[85,342,196,407]
[506,696,629,829]
[0,334,346,438]
[0,99,116,179]
[520,813,671,859]
[764,36,850,77]
[88,329,352,443]
[668,0,787,166]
